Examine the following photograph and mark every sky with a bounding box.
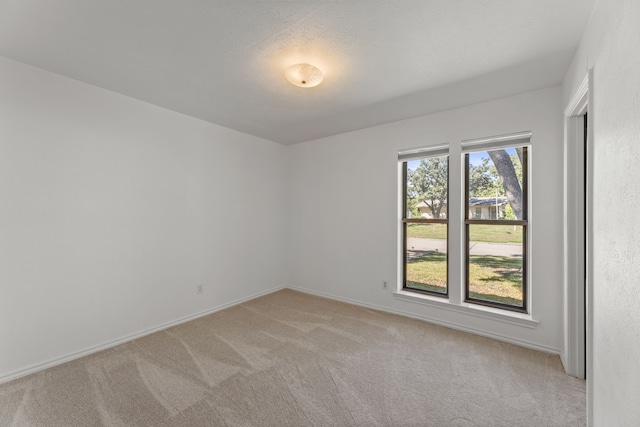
[469,147,517,167]
[407,148,517,171]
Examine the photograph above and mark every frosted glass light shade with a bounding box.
[285,63,323,88]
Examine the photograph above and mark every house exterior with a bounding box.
[416,197,509,219]
[468,196,508,219]
[416,201,447,219]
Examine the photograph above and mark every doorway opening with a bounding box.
[563,73,590,382]
[582,112,588,378]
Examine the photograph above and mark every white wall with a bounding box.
[564,0,640,424]
[0,56,287,381]
[288,86,565,353]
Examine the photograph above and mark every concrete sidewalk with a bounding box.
[406,237,522,257]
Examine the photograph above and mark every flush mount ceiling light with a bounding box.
[285,63,323,88]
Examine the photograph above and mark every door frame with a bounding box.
[563,70,593,418]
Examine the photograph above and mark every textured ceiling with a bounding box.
[0,1,596,144]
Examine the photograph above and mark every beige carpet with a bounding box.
[0,289,585,426]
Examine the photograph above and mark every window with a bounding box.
[464,145,528,312]
[401,152,448,296]
[398,132,531,316]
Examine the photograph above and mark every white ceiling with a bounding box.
[0,1,595,145]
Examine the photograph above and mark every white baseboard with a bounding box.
[1,284,561,385]
[559,350,569,372]
[288,286,561,356]
[0,285,286,385]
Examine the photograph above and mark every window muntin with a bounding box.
[402,156,448,296]
[464,146,528,312]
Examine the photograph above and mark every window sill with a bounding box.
[392,290,538,329]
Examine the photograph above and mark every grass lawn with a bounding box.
[406,252,523,307]
[407,223,523,244]
[406,252,447,294]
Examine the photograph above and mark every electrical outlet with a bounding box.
[382,281,388,290]
[197,284,204,294]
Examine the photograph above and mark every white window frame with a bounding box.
[396,133,535,326]
[462,137,531,313]
[400,147,449,297]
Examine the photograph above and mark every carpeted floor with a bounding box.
[0,289,585,426]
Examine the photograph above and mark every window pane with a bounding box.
[467,224,524,307]
[467,147,524,220]
[406,157,448,219]
[406,223,447,294]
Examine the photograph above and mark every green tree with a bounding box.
[467,150,524,219]
[469,157,500,197]
[407,157,448,218]
[406,197,420,218]
[409,149,524,220]
[503,203,516,220]
[488,149,523,219]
